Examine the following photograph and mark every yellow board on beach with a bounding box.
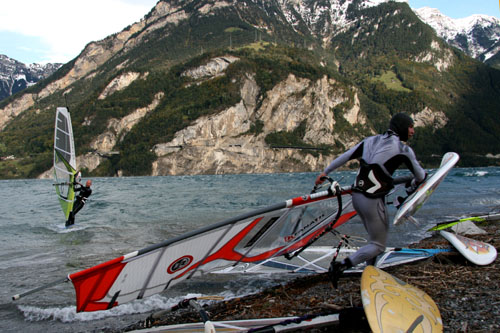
[361,265,443,333]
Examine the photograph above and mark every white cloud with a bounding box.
[0,0,157,63]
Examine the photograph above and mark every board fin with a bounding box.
[406,215,419,226]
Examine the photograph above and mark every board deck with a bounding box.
[361,265,443,333]
[440,230,497,265]
[393,152,459,225]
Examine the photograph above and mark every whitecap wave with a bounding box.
[45,223,88,233]
[18,293,233,323]
[475,197,500,206]
[462,170,489,177]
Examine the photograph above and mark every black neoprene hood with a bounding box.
[389,113,414,141]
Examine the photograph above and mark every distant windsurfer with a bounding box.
[66,179,92,227]
[315,113,426,288]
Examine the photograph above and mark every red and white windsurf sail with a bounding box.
[14,185,356,312]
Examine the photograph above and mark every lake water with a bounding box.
[0,168,499,332]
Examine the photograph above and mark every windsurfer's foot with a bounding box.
[328,259,351,289]
[66,214,75,227]
[365,257,376,266]
[328,262,344,289]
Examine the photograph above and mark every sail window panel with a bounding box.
[235,198,342,258]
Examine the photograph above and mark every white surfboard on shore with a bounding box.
[440,230,497,265]
[127,313,340,332]
[393,152,459,225]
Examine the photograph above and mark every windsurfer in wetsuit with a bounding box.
[66,179,92,227]
[315,113,426,288]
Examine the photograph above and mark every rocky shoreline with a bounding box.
[114,222,499,332]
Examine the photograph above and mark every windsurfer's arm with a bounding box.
[405,172,427,196]
[73,183,82,193]
[403,147,426,194]
[316,142,363,185]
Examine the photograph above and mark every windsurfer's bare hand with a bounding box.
[315,172,328,185]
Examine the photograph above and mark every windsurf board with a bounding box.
[393,152,459,225]
[55,225,89,234]
[127,313,340,332]
[439,230,497,265]
[212,246,451,274]
[428,212,500,231]
[361,265,443,333]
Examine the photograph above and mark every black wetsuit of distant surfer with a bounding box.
[315,113,426,288]
[66,180,92,227]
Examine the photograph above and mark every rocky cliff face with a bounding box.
[77,53,365,176]
[84,55,439,176]
[91,91,164,153]
[150,73,341,175]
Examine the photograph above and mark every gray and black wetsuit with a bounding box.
[65,185,92,227]
[323,130,425,266]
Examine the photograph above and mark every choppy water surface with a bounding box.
[0,169,499,332]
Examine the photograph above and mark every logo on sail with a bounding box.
[167,255,193,274]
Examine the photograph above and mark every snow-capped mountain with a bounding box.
[415,7,500,63]
[274,0,409,36]
[0,54,62,101]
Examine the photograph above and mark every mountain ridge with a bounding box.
[2,1,498,102]
[415,7,500,67]
[0,54,62,102]
[1,0,499,179]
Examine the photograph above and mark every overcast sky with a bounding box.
[1,0,499,65]
[0,0,158,64]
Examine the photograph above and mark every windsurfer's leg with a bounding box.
[66,199,84,226]
[347,193,388,266]
[72,199,85,215]
[328,257,352,289]
[66,212,75,227]
[329,193,387,289]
